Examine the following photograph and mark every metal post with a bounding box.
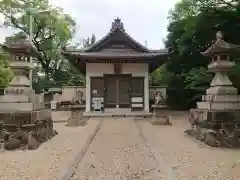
[29,12,33,87]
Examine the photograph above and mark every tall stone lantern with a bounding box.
[185,32,240,148]
[2,38,34,96]
[0,37,50,125]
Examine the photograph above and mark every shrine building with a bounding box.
[63,18,170,114]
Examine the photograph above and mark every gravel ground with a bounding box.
[0,120,100,180]
[71,117,167,180]
[137,112,240,180]
[1,111,240,180]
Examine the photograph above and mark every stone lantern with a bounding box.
[0,38,57,151]
[0,37,49,124]
[185,31,240,148]
[1,38,35,94]
[200,31,240,100]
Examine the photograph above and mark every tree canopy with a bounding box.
[0,0,97,91]
[0,0,76,75]
[153,0,240,109]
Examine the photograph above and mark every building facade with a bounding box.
[63,18,170,113]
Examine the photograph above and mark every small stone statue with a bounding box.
[153,90,166,105]
[72,91,84,104]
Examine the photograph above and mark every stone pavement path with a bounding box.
[70,117,167,180]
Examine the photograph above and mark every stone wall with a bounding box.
[51,86,86,102]
[51,86,86,111]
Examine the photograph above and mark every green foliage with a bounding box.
[31,34,95,91]
[183,67,213,89]
[229,58,240,90]
[0,0,91,91]
[0,0,76,74]
[161,0,240,109]
[150,64,174,86]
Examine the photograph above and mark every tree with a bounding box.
[50,35,96,86]
[162,0,240,109]
[31,34,96,91]
[0,0,76,79]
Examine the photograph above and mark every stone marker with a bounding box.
[66,104,87,126]
[151,90,171,126]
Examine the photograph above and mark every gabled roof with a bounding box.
[63,18,171,74]
[83,18,150,53]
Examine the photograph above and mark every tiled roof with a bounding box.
[81,18,150,53]
[65,51,169,58]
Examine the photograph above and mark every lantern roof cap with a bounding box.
[1,37,36,55]
[201,31,240,57]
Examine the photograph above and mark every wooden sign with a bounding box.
[114,64,122,74]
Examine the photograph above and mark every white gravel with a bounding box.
[71,118,167,180]
[0,120,100,180]
[2,111,240,180]
[138,112,240,180]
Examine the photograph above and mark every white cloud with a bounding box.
[0,0,179,49]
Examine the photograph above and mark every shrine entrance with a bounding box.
[63,18,170,113]
[104,74,131,108]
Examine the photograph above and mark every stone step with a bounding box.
[83,111,153,117]
[206,86,238,95]
[202,94,240,102]
[197,101,240,110]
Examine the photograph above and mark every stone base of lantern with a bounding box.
[185,52,240,148]
[185,91,240,148]
[0,109,51,125]
[0,91,57,151]
[0,118,57,151]
[185,108,240,148]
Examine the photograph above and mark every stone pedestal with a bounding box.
[151,104,171,125]
[66,105,87,126]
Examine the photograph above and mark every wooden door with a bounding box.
[104,75,131,108]
[118,76,131,108]
[105,76,118,108]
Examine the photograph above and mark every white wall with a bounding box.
[85,63,149,112]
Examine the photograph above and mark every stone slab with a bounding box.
[83,111,153,117]
[197,101,240,110]
[206,86,238,95]
[152,105,169,117]
[202,94,240,102]
[190,108,240,123]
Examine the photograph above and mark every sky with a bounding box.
[0,0,179,50]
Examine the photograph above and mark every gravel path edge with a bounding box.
[134,120,177,180]
[58,119,104,180]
